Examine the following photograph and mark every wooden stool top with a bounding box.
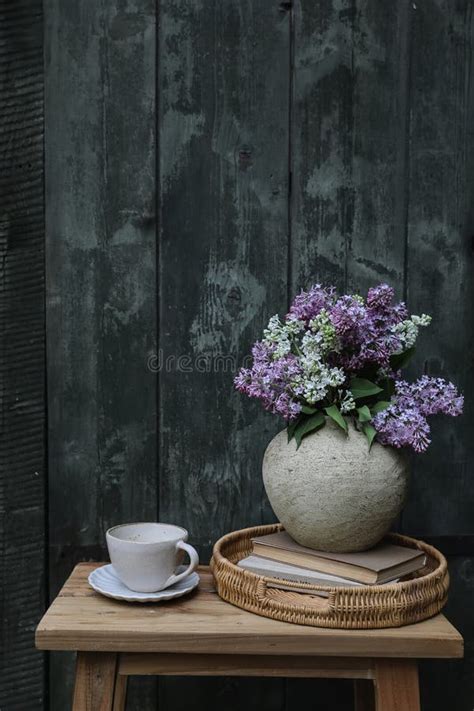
[35,563,463,659]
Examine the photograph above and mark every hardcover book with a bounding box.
[251,531,426,584]
[238,554,365,587]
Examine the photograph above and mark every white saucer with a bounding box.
[88,564,200,603]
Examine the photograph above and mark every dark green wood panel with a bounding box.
[0,1,45,709]
[44,1,157,708]
[290,0,354,292]
[402,0,474,537]
[158,0,290,708]
[288,5,352,705]
[291,0,412,296]
[419,556,474,710]
[286,678,354,711]
[160,677,285,711]
[10,1,473,709]
[288,2,412,708]
[345,0,412,298]
[158,0,290,579]
[403,8,474,697]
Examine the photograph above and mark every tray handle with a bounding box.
[255,577,333,615]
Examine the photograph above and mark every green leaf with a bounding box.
[287,418,300,443]
[356,364,379,382]
[357,405,372,423]
[371,400,391,415]
[379,377,395,401]
[389,347,415,372]
[362,423,377,449]
[349,377,383,400]
[324,404,348,432]
[301,405,317,415]
[294,412,326,449]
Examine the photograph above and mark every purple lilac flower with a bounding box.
[372,376,463,452]
[329,285,408,371]
[395,376,464,417]
[372,405,431,453]
[287,284,335,324]
[366,284,395,310]
[234,345,303,420]
[235,282,463,450]
[330,295,368,345]
[366,284,408,323]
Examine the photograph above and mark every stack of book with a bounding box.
[237,531,426,597]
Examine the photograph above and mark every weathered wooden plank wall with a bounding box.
[44,1,158,708]
[157,2,290,708]
[402,3,474,708]
[287,2,414,707]
[1,0,473,709]
[0,1,45,709]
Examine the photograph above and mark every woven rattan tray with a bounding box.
[211,524,449,629]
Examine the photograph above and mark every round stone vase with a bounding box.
[262,421,409,552]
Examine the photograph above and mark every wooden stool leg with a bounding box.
[112,674,128,711]
[373,659,420,711]
[354,679,375,711]
[72,652,118,711]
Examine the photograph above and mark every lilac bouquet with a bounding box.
[235,284,463,452]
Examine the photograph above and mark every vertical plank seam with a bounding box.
[401,0,414,305]
[345,0,357,294]
[287,1,295,308]
[398,0,414,538]
[155,0,161,537]
[40,0,50,705]
[98,1,111,540]
[155,2,161,708]
[285,4,294,709]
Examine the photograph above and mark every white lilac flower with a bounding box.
[308,309,337,352]
[391,313,431,353]
[263,314,304,359]
[301,332,325,355]
[412,314,432,327]
[263,315,291,358]
[263,315,284,341]
[285,315,306,334]
[339,390,356,413]
[291,356,345,405]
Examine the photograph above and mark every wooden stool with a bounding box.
[35,564,463,711]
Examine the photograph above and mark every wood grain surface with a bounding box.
[118,653,374,679]
[72,653,118,711]
[373,659,420,711]
[158,0,290,556]
[35,564,463,659]
[402,0,474,538]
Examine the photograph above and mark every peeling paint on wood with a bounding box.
[291,0,354,292]
[402,0,474,541]
[158,1,290,707]
[346,0,412,297]
[158,0,290,558]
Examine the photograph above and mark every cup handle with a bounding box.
[165,540,199,588]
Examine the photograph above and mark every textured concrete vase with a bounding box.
[262,422,409,552]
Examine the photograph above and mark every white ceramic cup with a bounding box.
[106,522,199,593]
